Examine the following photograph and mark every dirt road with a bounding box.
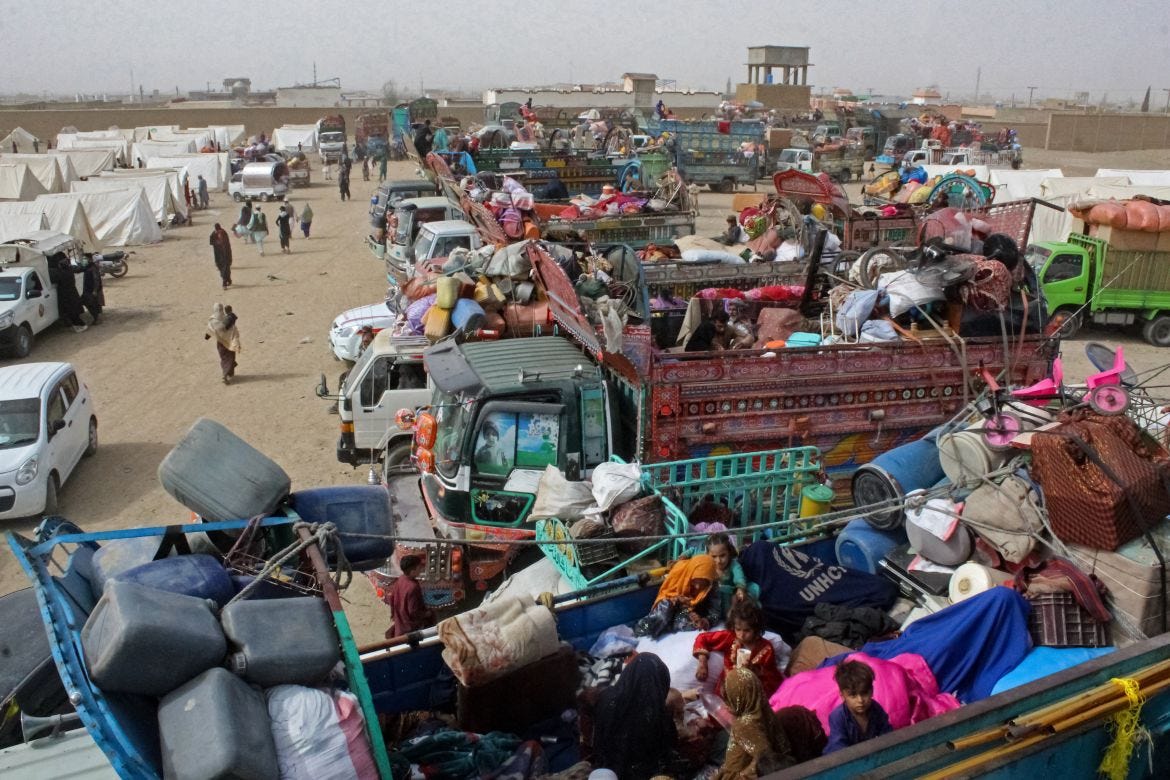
[3,151,1168,646]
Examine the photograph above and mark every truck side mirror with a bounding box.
[26,289,40,299]
[314,373,329,398]
[51,419,66,434]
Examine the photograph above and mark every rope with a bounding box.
[1097,677,1149,780]
[226,521,344,605]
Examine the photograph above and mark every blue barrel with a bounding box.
[835,518,908,574]
[288,485,394,570]
[851,436,945,530]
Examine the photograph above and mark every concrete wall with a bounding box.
[735,84,810,111]
[483,89,721,111]
[1046,113,1170,152]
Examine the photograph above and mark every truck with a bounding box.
[0,232,78,357]
[383,196,467,279]
[773,146,866,182]
[1028,232,1170,346]
[315,115,346,163]
[902,139,1022,169]
[355,112,391,159]
[670,124,765,192]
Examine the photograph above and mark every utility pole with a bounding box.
[1164,88,1170,113]
[313,61,317,86]
[1027,86,1037,108]
[974,67,981,104]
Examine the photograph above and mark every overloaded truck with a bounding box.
[356,112,391,159]
[773,146,866,182]
[1028,231,1170,346]
[315,115,346,163]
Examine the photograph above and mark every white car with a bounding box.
[0,362,97,519]
[329,300,400,362]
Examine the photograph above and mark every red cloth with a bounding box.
[387,575,431,638]
[717,121,731,135]
[693,630,783,698]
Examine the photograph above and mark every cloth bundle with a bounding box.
[437,596,560,686]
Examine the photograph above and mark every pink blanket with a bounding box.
[769,652,959,735]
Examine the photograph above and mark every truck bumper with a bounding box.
[336,432,371,466]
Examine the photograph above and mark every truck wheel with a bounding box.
[11,325,32,358]
[260,192,271,202]
[233,192,243,202]
[1142,315,1170,347]
[1053,308,1082,339]
[383,441,413,472]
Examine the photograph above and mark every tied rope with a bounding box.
[1097,677,1150,780]
[226,521,351,605]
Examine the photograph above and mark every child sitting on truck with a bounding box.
[824,660,892,754]
[693,600,783,698]
[635,554,719,638]
[384,555,435,639]
[706,532,760,622]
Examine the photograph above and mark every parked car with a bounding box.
[0,362,97,520]
[329,300,401,362]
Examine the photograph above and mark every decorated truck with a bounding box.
[355,112,391,159]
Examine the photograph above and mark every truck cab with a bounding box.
[414,337,613,534]
[879,133,915,161]
[385,197,466,281]
[409,220,483,270]
[316,115,346,163]
[0,232,79,357]
[774,148,814,174]
[331,329,432,468]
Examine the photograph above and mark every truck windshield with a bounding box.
[1024,245,1051,276]
[393,210,414,245]
[413,230,436,261]
[433,390,470,479]
[778,150,799,163]
[320,132,344,144]
[0,398,40,448]
[0,277,22,301]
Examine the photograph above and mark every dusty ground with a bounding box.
[3,150,1169,647]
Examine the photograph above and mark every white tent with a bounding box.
[100,169,187,220]
[921,164,992,184]
[57,135,130,163]
[1095,169,1170,187]
[75,175,184,225]
[272,125,318,152]
[207,125,246,147]
[146,153,229,190]
[0,200,99,250]
[38,190,161,246]
[150,128,212,151]
[49,148,117,177]
[0,211,50,244]
[0,154,67,192]
[0,164,49,201]
[131,139,196,166]
[1082,183,1170,201]
[0,127,41,154]
[1038,176,1130,199]
[987,169,1063,201]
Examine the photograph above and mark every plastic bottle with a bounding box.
[700,691,735,731]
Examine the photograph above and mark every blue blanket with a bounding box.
[825,587,1032,703]
[991,646,1115,696]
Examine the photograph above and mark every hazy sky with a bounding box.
[4,0,1169,103]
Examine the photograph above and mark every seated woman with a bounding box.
[635,554,719,638]
[590,653,681,780]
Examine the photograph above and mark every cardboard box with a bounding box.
[1092,225,1159,252]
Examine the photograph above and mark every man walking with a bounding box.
[196,175,210,209]
[338,164,351,201]
[276,206,293,253]
[209,223,233,288]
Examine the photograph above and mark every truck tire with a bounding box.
[1053,307,1082,339]
[260,192,271,202]
[233,192,243,202]
[383,441,414,472]
[11,324,32,358]
[1142,315,1170,347]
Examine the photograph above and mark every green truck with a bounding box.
[1028,233,1170,346]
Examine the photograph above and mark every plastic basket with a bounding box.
[1028,592,1111,648]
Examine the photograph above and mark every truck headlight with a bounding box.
[15,456,38,486]
[335,326,354,339]
[0,311,14,329]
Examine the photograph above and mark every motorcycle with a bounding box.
[90,250,130,278]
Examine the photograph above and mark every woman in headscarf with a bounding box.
[209,224,233,289]
[204,303,241,384]
[592,653,678,780]
[635,554,719,637]
[235,201,253,242]
[715,668,796,779]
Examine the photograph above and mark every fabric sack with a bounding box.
[610,494,666,552]
[529,465,594,521]
[961,475,1044,563]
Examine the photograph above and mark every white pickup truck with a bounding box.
[0,232,81,358]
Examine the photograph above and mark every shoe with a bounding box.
[72,324,88,333]
[223,376,231,385]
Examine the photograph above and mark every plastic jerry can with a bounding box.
[112,554,236,607]
[287,485,394,570]
[157,418,291,522]
[220,597,340,687]
[80,580,226,697]
[158,667,278,780]
[89,537,176,598]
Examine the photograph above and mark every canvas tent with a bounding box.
[38,190,161,246]
[0,127,41,154]
[1038,176,1130,198]
[208,125,246,147]
[0,199,101,251]
[57,135,130,163]
[149,129,212,151]
[75,175,184,225]
[272,125,318,152]
[987,169,1063,201]
[0,164,49,201]
[146,153,229,190]
[0,211,49,244]
[0,154,67,192]
[131,139,196,166]
[49,148,117,177]
[100,169,188,220]
[1095,169,1170,187]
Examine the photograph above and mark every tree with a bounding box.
[382,80,399,106]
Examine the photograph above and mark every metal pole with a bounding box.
[1027,86,1037,108]
[1163,88,1170,113]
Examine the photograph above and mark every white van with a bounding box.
[0,362,97,519]
[0,232,85,357]
[229,161,291,202]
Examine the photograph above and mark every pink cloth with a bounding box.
[768,652,960,735]
[334,691,379,780]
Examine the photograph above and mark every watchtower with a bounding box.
[736,46,812,111]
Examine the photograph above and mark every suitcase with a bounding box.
[456,642,579,734]
[1067,517,1170,637]
[158,418,291,522]
[158,667,278,780]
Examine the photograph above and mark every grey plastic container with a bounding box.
[158,418,292,522]
[158,667,278,780]
[80,580,226,697]
[220,597,340,687]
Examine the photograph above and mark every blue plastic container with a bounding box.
[835,518,908,575]
[451,297,486,331]
[851,437,945,530]
[288,485,394,569]
[113,554,235,607]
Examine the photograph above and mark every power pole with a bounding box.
[1164,88,1170,113]
[313,61,317,86]
[974,67,981,104]
[1027,85,1037,108]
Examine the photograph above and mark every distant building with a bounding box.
[341,92,383,108]
[735,46,812,111]
[482,73,721,113]
[911,87,942,105]
[276,85,342,108]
